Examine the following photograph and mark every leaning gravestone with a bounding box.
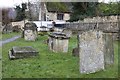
[9,46,38,59]
[79,30,105,74]
[23,22,38,41]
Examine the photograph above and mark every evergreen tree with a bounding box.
[70,2,98,22]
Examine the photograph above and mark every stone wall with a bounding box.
[64,16,119,40]
[65,21,119,33]
[83,16,119,40]
[12,20,29,30]
[83,16,119,22]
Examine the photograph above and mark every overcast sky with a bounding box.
[0,0,119,8]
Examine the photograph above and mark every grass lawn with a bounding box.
[0,32,20,40]
[2,34,119,78]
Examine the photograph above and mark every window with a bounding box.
[57,13,64,20]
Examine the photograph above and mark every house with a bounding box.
[39,2,71,21]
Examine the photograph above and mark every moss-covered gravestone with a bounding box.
[78,30,114,74]
[24,22,38,41]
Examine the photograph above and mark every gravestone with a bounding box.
[13,25,21,32]
[2,23,13,34]
[112,33,119,40]
[48,32,70,53]
[72,47,79,57]
[79,30,105,74]
[24,22,38,41]
[104,33,114,65]
[9,46,38,59]
[62,29,72,37]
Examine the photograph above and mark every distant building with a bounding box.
[39,2,71,21]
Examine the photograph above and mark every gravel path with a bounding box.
[0,35,21,47]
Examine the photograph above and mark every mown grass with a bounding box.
[0,32,20,40]
[2,34,119,78]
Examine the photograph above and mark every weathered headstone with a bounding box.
[79,30,105,74]
[24,22,38,41]
[62,29,72,37]
[2,23,13,34]
[9,46,38,59]
[112,33,119,40]
[48,32,70,53]
[104,33,114,65]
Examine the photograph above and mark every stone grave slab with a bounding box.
[48,32,70,53]
[9,46,38,59]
